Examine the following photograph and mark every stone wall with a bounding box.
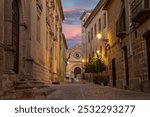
[32,62,50,84]
[127,19,150,90]
[107,0,124,88]
[106,0,150,90]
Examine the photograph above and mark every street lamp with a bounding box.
[82,59,85,63]
[96,50,104,58]
[97,33,108,42]
[67,61,70,65]
[97,33,102,40]
[97,32,110,50]
[96,50,100,54]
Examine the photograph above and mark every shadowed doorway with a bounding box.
[12,0,19,74]
[74,67,81,78]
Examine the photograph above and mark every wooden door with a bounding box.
[112,58,117,87]
[123,46,129,87]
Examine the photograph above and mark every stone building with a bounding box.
[80,10,92,62]
[80,0,150,91]
[66,45,83,80]
[80,0,108,66]
[103,0,150,90]
[0,0,65,91]
[48,0,65,83]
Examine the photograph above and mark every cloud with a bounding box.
[67,39,81,48]
[61,0,100,48]
[63,23,81,39]
[63,7,85,25]
[63,23,81,48]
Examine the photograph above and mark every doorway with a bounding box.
[112,58,117,87]
[146,34,150,86]
[123,46,129,87]
[74,67,81,78]
[12,0,19,74]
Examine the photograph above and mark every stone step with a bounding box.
[15,80,45,85]
[15,84,50,90]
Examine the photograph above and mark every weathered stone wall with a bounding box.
[32,62,50,84]
[107,0,150,90]
[107,0,124,88]
[128,19,150,89]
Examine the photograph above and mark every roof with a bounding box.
[80,9,93,20]
[83,0,106,28]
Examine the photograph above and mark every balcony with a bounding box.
[131,0,150,23]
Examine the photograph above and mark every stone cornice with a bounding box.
[57,0,65,21]
[62,34,68,49]
[83,0,105,28]
[80,10,93,20]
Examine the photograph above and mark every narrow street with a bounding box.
[47,82,150,100]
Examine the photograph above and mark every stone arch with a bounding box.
[74,67,81,77]
[70,64,82,78]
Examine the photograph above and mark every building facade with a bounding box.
[81,0,150,91]
[0,0,66,91]
[80,0,108,67]
[66,45,83,80]
[103,0,150,90]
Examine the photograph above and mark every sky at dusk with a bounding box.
[61,0,99,48]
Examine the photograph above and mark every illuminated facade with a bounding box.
[66,45,83,80]
[80,0,108,66]
[0,0,66,91]
[103,0,150,90]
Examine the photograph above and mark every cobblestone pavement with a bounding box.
[47,83,150,100]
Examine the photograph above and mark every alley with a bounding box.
[47,83,150,100]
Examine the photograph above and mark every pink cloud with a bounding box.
[64,7,83,12]
[63,23,81,40]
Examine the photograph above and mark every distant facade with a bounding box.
[66,45,83,80]
[103,0,150,90]
[80,0,108,67]
[0,0,66,90]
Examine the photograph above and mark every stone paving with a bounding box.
[47,82,150,100]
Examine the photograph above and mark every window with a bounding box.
[92,51,94,57]
[91,27,93,40]
[100,46,102,53]
[37,16,41,42]
[88,31,90,42]
[99,18,101,32]
[94,23,97,37]
[103,13,106,28]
